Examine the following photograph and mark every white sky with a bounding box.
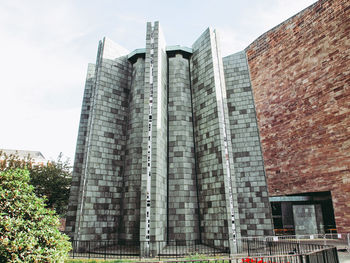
[0,0,316,163]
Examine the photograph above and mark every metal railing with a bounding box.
[70,237,341,260]
[71,247,337,263]
[70,240,139,260]
[70,239,230,260]
[264,233,350,251]
[239,239,327,256]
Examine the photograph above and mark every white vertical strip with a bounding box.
[212,30,237,243]
[145,24,155,245]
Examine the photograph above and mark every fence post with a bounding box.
[88,241,90,259]
[176,240,178,259]
[159,241,160,261]
[322,249,327,263]
[247,239,250,256]
[213,240,216,257]
[334,247,339,263]
[104,241,107,260]
[305,254,310,263]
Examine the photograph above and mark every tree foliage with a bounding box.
[30,155,72,216]
[0,151,72,216]
[0,169,71,262]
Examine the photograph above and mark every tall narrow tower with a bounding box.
[66,21,273,253]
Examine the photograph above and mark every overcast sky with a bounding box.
[0,0,316,163]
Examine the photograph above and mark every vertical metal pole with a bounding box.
[322,249,327,263]
[247,239,251,256]
[334,247,339,263]
[176,240,178,259]
[214,241,216,257]
[88,241,90,259]
[72,240,75,259]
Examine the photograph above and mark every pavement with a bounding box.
[338,251,350,263]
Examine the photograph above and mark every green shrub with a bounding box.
[0,169,71,262]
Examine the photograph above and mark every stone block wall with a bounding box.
[293,204,324,235]
[246,0,350,232]
[119,57,145,242]
[223,51,274,236]
[168,53,200,241]
[191,28,240,247]
[68,38,131,241]
[66,63,96,235]
[68,21,276,247]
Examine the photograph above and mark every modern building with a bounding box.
[67,0,350,250]
[66,21,274,250]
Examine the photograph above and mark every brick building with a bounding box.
[246,0,349,234]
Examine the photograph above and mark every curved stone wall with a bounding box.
[246,0,350,232]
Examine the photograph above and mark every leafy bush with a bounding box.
[0,169,71,262]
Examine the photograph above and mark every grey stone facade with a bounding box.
[168,53,199,242]
[223,51,274,236]
[67,21,273,250]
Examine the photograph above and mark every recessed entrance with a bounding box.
[270,191,337,235]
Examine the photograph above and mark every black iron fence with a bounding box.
[240,239,326,256]
[70,240,139,260]
[122,247,338,263]
[70,239,230,260]
[70,238,338,261]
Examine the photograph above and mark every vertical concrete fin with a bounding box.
[211,29,241,249]
[140,21,168,249]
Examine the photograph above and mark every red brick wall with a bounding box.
[246,0,350,232]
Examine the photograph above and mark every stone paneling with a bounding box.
[293,204,324,235]
[191,28,240,248]
[223,51,274,237]
[119,57,145,242]
[69,38,131,241]
[66,63,96,236]
[246,0,350,232]
[168,54,199,241]
[68,20,282,246]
